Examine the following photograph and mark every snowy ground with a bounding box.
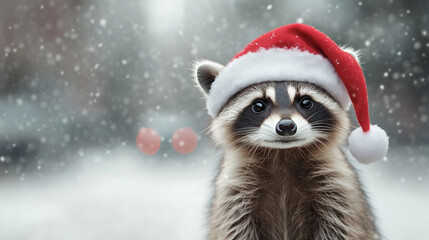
[0,145,428,240]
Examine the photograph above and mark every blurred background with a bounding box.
[0,0,428,239]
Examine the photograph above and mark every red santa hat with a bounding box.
[204,23,388,164]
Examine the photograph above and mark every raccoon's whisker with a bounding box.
[309,119,334,124]
[230,136,254,147]
[311,140,325,153]
[312,126,348,135]
[310,120,338,127]
[231,133,264,143]
[315,138,334,150]
[197,125,212,135]
[313,141,330,153]
[306,108,332,121]
[260,127,278,135]
[234,127,262,132]
[230,127,260,135]
[230,135,264,153]
[233,125,279,139]
[300,119,348,136]
[260,124,282,137]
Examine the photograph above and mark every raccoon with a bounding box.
[196,78,378,239]
[193,24,388,240]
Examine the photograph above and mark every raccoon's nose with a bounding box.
[276,119,297,136]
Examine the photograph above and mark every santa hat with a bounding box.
[200,23,388,164]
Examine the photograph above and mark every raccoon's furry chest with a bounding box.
[209,147,378,240]
[250,153,328,239]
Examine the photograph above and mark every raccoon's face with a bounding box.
[212,81,350,150]
[195,61,350,151]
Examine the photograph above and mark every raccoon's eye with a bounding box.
[299,96,314,110]
[251,100,267,113]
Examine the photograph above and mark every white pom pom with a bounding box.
[348,125,389,164]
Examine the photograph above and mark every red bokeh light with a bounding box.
[136,128,161,155]
[172,127,198,154]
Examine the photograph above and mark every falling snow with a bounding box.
[0,1,427,239]
[99,18,107,27]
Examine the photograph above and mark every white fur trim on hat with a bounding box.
[348,125,389,164]
[206,48,352,116]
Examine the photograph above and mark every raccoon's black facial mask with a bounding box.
[294,95,336,133]
[234,98,273,138]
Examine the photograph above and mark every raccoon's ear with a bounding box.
[193,60,225,96]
